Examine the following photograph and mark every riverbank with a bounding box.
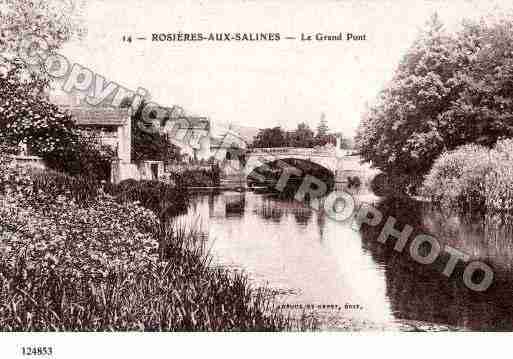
[0,156,298,331]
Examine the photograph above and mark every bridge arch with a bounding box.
[244,147,339,192]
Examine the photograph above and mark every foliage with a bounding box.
[106,179,188,219]
[422,144,491,210]
[356,14,513,186]
[252,123,339,148]
[46,129,115,182]
[252,126,288,148]
[168,165,221,188]
[1,0,86,56]
[31,169,101,205]
[316,114,329,137]
[0,60,78,156]
[0,60,114,180]
[287,123,315,148]
[484,139,513,212]
[0,151,295,331]
[422,139,513,212]
[120,98,181,163]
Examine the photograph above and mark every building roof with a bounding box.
[66,107,130,126]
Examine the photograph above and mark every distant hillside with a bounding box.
[211,121,260,144]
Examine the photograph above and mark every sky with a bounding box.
[60,0,513,136]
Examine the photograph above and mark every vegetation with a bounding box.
[168,165,221,188]
[0,0,305,332]
[252,121,350,149]
[0,151,295,331]
[0,60,115,181]
[106,179,189,219]
[356,14,513,190]
[120,98,182,163]
[1,0,86,58]
[422,139,513,213]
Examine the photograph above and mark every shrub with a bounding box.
[168,165,221,187]
[370,172,414,197]
[60,129,116,182]
[484,139,513,212]
[422,144,491,210]
[422,140,513,212]
[107,179,188,219]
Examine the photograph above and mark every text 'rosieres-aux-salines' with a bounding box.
[150,32,367,42]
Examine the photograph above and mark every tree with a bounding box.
[0,60,113,179]
[342,137,353,149]
[287,123,315,147]
[0,60,77,160]
[1,0,86,56]
[0,1,115,179]
[316,113,329,137]
[252,127,287,148]
[120,98,181,163]
[355,13,491,186]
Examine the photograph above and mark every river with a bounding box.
[171,189,513,331]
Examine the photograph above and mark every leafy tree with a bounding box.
[313,113,338,147]
[0,60,77,159]
[252,126,287,148]
[1,0,86,55]
[287,122,315,147]
[252,123,339,148]
[0,60,114,179]
[355,13,513,187]
[316,113,329,137]
[120,98,181,163]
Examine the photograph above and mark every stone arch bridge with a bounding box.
[241,147,340,181]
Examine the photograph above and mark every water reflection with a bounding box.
[174,190,397,329]
[360,196,513,331]
[173,190,513,330]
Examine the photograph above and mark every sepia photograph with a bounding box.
[1,0,513,356]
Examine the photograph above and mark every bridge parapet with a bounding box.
[248,147,336,157]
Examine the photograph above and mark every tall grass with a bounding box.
[0,224,293,331]
[31,169,100,205]
[106,179,189,219]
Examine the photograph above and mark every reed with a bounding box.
[106,179,189,219]
[0,157,302,331]
[0,225,295,331]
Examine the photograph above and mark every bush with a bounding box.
[422,140,513,212]
[370,172,417,197]
[484,139,513,212]
[59,129,115,182]
[169,165,221,188]
[422,144,491,210]
[107,179,188,219]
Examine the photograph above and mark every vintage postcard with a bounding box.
[1,0,512,357]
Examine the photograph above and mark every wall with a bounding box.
[11,155,46,170]
[110,160,166,184]
[111,161,140,184]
